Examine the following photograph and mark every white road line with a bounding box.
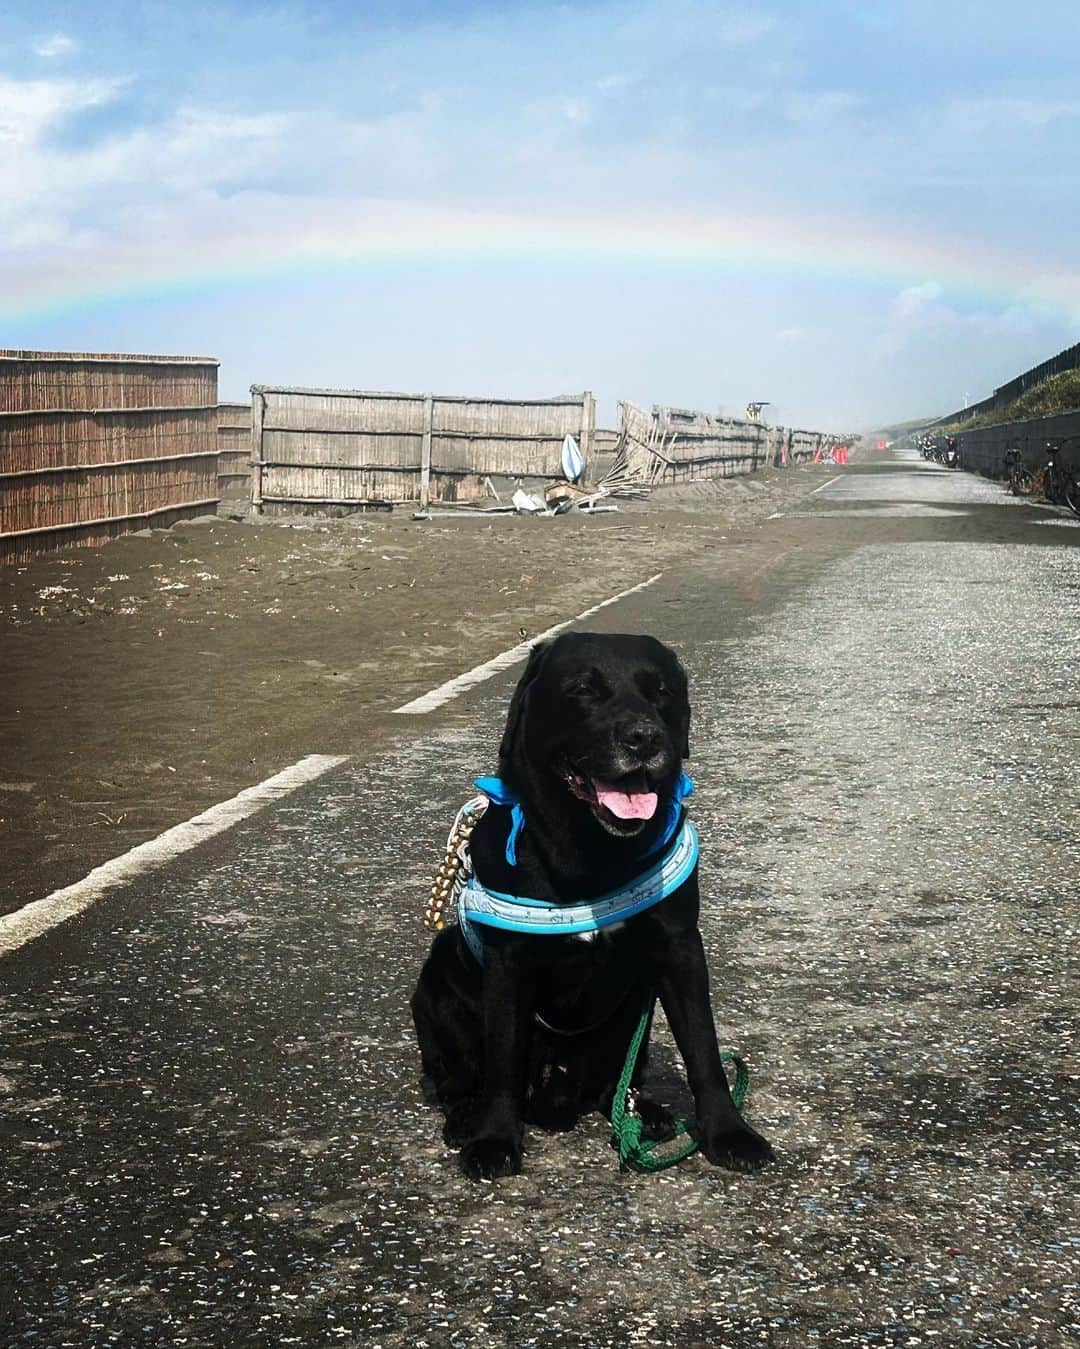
[3,575,665,951]
[811,474,842,495]
[0,754,349,958]
[393,572,665,715]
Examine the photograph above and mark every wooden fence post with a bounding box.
[250,387,265,514]
[580,391,595,479]
[419,393,433,508]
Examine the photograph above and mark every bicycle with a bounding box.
[1003,439,1035,496]
[1041,437,1080,517]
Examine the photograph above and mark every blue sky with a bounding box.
[2,1,1078,428]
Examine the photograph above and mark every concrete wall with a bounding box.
[956,409,1080,477]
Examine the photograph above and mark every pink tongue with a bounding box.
[595,788,658,820]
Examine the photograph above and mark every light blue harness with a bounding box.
[455,775,699,964]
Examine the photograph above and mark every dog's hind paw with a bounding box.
[458,1135,523,1181]
[698,1117,775,1173]
[526,1095,580,1133]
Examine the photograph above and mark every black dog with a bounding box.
[410,631,774,1180]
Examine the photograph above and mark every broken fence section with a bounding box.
[602,402,853,496]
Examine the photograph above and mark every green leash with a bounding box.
[608,992,750,1173]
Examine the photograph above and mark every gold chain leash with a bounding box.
[424,796,488,931]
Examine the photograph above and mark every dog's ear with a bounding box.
[670,651,691,760]
[498,641,551,764]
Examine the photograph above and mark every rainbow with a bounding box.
[2,198,1073,324]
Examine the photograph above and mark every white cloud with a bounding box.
[893,281,944,320]
[881,280,1044,360]
[0,71,297,261]
[0,74,122,144]
[151,106,297,190]
[33,33,78,60]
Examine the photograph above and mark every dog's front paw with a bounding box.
[458,1134,523,1181]
[698,1115,775,1173]
[442,1099,482,1148]
[635,1096,678,1143]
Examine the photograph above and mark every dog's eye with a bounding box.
[636,672,670,703]
[565,672,611,702]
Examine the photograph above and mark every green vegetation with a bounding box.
[939,368,1080,434]
[876,414,943,439]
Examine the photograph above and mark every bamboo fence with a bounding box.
[603,402,848,494]
[0,351,219,563]
[217,401,252,505]
[251,385,595,512]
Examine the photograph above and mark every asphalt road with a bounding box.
[1,450,1077,1348]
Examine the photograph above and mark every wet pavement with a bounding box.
[1,450,1077,1347]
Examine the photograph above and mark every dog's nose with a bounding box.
[618,719,664,759]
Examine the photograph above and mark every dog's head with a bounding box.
[498,631,690,840]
